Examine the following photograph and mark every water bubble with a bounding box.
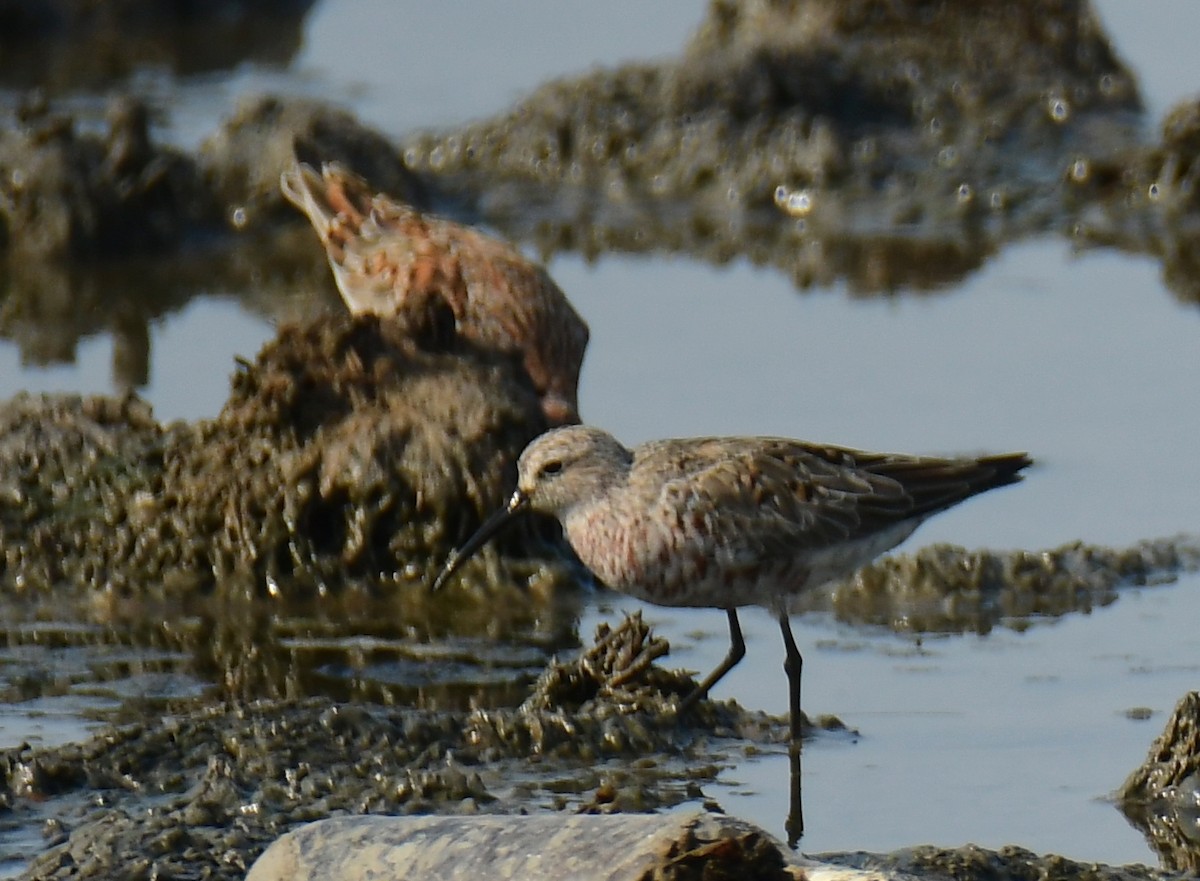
[776,187,814,216]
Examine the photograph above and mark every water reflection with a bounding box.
[0,2,317,93]
[0,586,586,720]
[0,230,335,391]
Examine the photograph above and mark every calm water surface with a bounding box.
[2,0,1200,866]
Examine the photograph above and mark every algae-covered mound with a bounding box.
[0,314,554,597]
[825,843,1173,881]
[404,0,1138,209]
[398,0,1142,292]
[4,613,782,881]
[1117,691,1200,874]
[825,536,1200,634]
[0,392,167,588]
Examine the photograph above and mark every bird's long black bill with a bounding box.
[430,490,529,591]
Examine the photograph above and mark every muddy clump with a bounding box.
[400,0,1140,292]
[825,536,1200,634]
[1118,691,1200,873]
[0,391,167,585]
[183,311,550,592]
[2,614,781,881]
[0,314,560,598]
[408,0,1138,203]
[823,843,1174,881]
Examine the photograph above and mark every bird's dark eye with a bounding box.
[540,460,563,476]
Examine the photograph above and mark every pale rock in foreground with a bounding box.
[245,810,904,881]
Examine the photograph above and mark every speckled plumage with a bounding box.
[281,162,589,426]
[436,425,1032,741]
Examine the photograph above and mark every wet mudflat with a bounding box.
[2,1,1200,879]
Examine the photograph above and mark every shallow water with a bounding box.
[2,0,1200,868]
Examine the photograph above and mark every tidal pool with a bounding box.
[1,0,1199,870]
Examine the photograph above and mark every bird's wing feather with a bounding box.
[635,438,1005,568]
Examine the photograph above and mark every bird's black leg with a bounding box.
[786,736,804,845]
[779,610,805,839]
[779,612,804,743]
[677,608,745,714]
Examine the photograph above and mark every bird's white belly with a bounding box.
[566,507,922,611]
